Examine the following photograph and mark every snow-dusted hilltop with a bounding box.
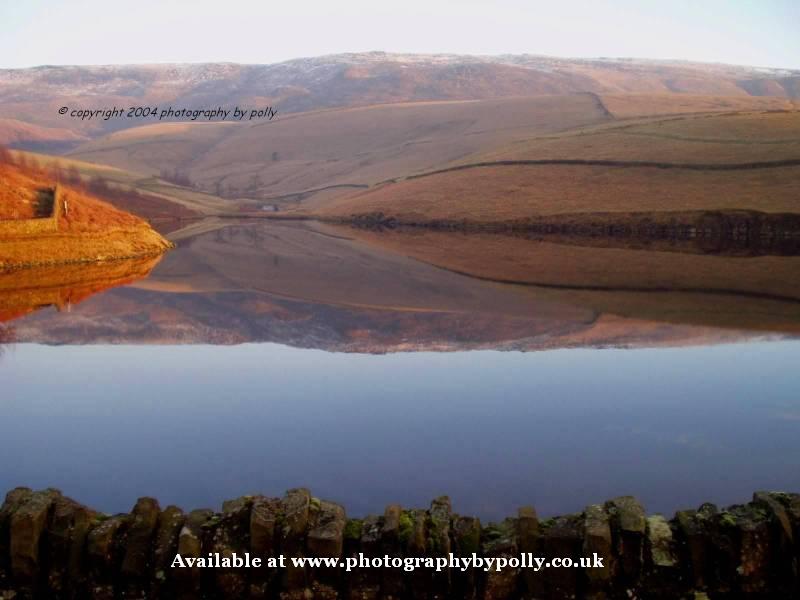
[1,52,798,141]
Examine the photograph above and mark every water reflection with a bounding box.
[4,220,800,349]
[0,255,162,323]
[0,323,14,359]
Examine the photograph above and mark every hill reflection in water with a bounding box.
[3,220,799,350]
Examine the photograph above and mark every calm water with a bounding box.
[1,221,799,520]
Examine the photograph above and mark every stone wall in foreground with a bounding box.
[0,487,798,599]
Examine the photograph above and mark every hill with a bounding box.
[67,95,615,205]
[0,161,172,269]
[1,53,798,147]
[9,150,223,223]
[65,94,797,209]
[317,110,800,222]
[0,118,86,151]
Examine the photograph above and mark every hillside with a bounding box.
[0,161,172,269]
[0,118,86,151]
[4,56,800,232]
[10,150,220,223]
[67,95,614,204]
[1,53,799,145]
[64,94,797,209]
[318,110,800,222]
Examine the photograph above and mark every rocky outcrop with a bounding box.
[0,488,798,599]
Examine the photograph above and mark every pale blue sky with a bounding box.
[1,0,798,69]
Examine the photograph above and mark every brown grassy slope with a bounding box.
[318,111,800,220]
[0,118,86,147]
[66,95,800,210]
[481,111,800,164]
[0,163,141,231]
[0,163,172,268]
[68,96,614,204]
[69,121,236,177]
[11,150,228,217]
[599,94,797,118]
[0,163,42,219]
[318,163,800,220]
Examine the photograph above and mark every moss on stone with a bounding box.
[456,522,481,555]
[398,510,414,545]
[539,517,555,531]
[426,515,449,554]
[344,519,363,541]
[202,515,222,529]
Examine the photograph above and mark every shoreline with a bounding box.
[0,227,173,271]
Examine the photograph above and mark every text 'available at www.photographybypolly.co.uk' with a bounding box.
[171,552,606,573]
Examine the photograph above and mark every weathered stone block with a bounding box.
[280,489,312,592]
[174,509,212,598]
[10,489,60,583]
[482,518,518,600]
[213,496,253,599]
[151,505,185,595]
[541,514,582,599]
[451,516,481,600]
[46,495,96,595]
[343,515,379,600]
[429,497,452,597]
[281,488,311,548]
[381,504,401,548]
[733,505,773,594]
[0,488,32,585]
[121,496,160,579]
[641,514,688,597]
[675,505,716,590]
[87,514,129,600]
[605,496,646,583]
[309,501,346,558]
[250,495,280,595]
[250,496,279,557]
[583,504,612,587]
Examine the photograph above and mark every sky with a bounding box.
[1,0,798,70]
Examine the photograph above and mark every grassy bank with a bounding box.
[0,161,173,270]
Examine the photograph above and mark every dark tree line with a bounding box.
[0,145,45,174]
[159,168,194,188]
